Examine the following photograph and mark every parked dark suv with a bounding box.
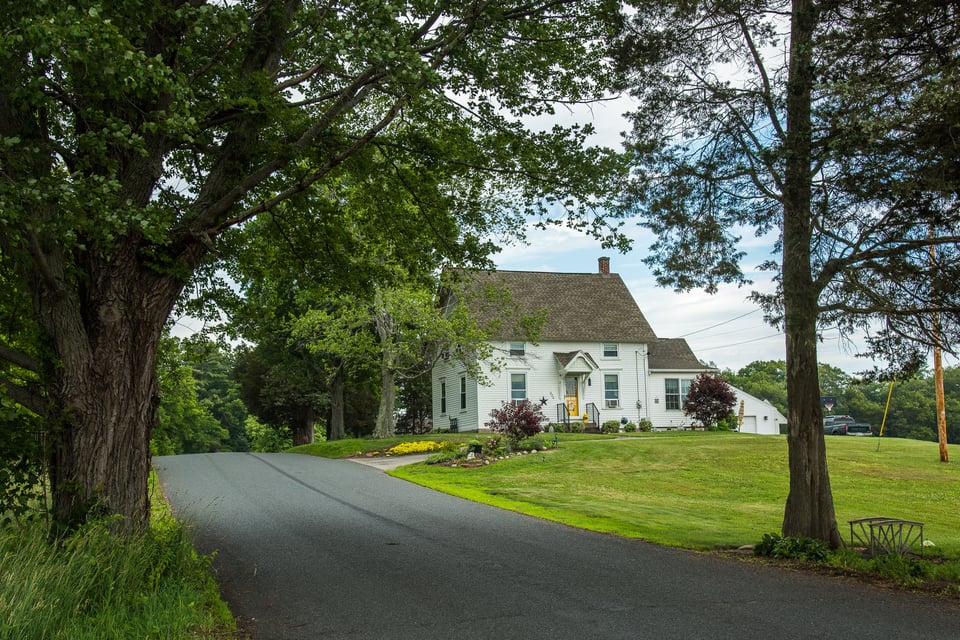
[823,415,872,436]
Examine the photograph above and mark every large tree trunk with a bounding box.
[371,288,397,439]
[328,363,346,440]
[292,409,315,447]
[40,240,187,534]
[372,364,397,439]
[780,0,842,548]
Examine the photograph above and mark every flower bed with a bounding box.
[385,440,456,456]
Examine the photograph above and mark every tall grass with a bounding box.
[0,476,235,639]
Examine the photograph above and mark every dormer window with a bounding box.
[509,342,525,356]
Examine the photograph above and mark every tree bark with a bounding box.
[291,408,315,447]
[40,239,189,533]
[372,289,397,439]
[328,363,346,440]
[373,364,397,439]
[780,0,842,548]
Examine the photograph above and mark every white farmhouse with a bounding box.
[432,257,785,434]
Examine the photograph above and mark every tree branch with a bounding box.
[0,375,46,417]
[0,343,41,374]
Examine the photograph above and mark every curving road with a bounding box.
[154,453,959,640]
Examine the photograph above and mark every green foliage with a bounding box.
[482,435,509,458]
[829,549,960,588]
[601,420,621,434]
[516,435,549,451]
[713,414,736,432]
[0,396,44,530]
[722,361,960,444]
[426,450,466,465]
[722,361,789,416]
[244,416,293,453]
[616,2,960,361]
[0,513,234,639]
[396,374,433,435]
[637,418,653,432]
[623,421,637,433]
[190,344,250,452]
[755,533,830,562]
[153,337,229,456]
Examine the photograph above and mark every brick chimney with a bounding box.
[598,256,610,275]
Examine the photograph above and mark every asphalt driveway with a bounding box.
[154,453,959,639]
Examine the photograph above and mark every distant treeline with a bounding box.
[722,361,959,444]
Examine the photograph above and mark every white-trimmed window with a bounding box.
[509,342,525,356]
[604,374,620,408]
[510,373,526,402]
[440,380,447,414]
[603,343,619,357]
[459,376,467,410]
[665,378,692,410]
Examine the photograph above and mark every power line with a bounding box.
[678,308,762,338]
[699,333,784,350]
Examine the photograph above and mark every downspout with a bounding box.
[636,348,650,423]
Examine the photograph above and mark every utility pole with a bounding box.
[930,235,948,463]
[933,332,948,463]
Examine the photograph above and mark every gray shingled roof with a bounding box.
[648,338,708,370]
[451,268,658,343]
[553,351,599,369]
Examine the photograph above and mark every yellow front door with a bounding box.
[564,376,579,416]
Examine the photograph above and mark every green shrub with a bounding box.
[482,435,508,458]
[569,421,585,434]
[637,418,653,432]
[425,450,464,465]
[623,421,637,433]
[754,532,830,562]
[831,547,960,587]
[547,423,568,433]
[601,420,621,434]
[517,435,549,451]
[870,553,931,584]
[711,413,737,431]
[244,416,292,452]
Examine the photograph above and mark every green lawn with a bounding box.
[382,432,960,556]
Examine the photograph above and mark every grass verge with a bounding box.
[0,472,237,640]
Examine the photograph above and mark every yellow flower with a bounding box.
[386,441,448,456]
